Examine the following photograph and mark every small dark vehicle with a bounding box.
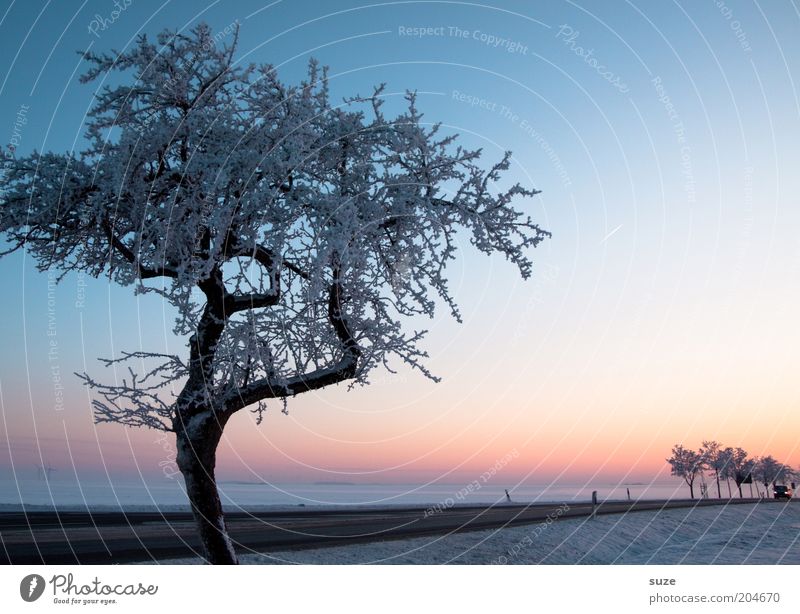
[773,485,792,500]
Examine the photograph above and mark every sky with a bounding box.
[1,0,799,491]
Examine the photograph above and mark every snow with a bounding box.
[0,476,692,509]
[150,502,800,565]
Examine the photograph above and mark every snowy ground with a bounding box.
[154,501,800,564]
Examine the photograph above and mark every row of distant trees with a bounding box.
[667,441,797,500]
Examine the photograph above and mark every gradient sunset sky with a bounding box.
[1,0,799,489]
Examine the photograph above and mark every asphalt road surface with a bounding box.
[0,497,772,564]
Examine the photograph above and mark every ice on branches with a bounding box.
[76,351,187,432]
[0,24,549,431]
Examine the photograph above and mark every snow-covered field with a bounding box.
[156,501,800,565]
[0,477,689,509]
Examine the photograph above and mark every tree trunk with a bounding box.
[689,482,695,499]
[737,482,743,498]
[175,411,237,564]
[715,473,721,498]
[725,478,731,498]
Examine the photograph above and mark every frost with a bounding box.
[0,24,549,431]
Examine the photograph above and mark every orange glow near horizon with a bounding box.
[3,1,800,495]
[3,286,799,486]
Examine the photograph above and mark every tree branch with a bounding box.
[102,219,179,279]
[221,266,360,414]
[225,289,280,312]
[224,238,310,280]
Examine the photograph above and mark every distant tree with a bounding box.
[791,467,800,491]
[754,456,782,496]
[0,26,548,563]
[742,457,757,498]
[716,446,734,497]
[699,440,725,498]
[774,463,794,486]
[724,447,754,499]
[667,444,703,499]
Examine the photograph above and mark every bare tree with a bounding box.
[667,444,703,499]
[0,25,549,563]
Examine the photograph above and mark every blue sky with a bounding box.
[1,1,799,486]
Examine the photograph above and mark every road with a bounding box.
[0,497,772,564]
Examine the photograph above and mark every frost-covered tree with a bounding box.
[667,444,702,499]
[716,446,734,498]
[0,25,548,563]
[753,456,783,496]
[721,446,753,499]
[699,440,725,499]
[773,462,794,487]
